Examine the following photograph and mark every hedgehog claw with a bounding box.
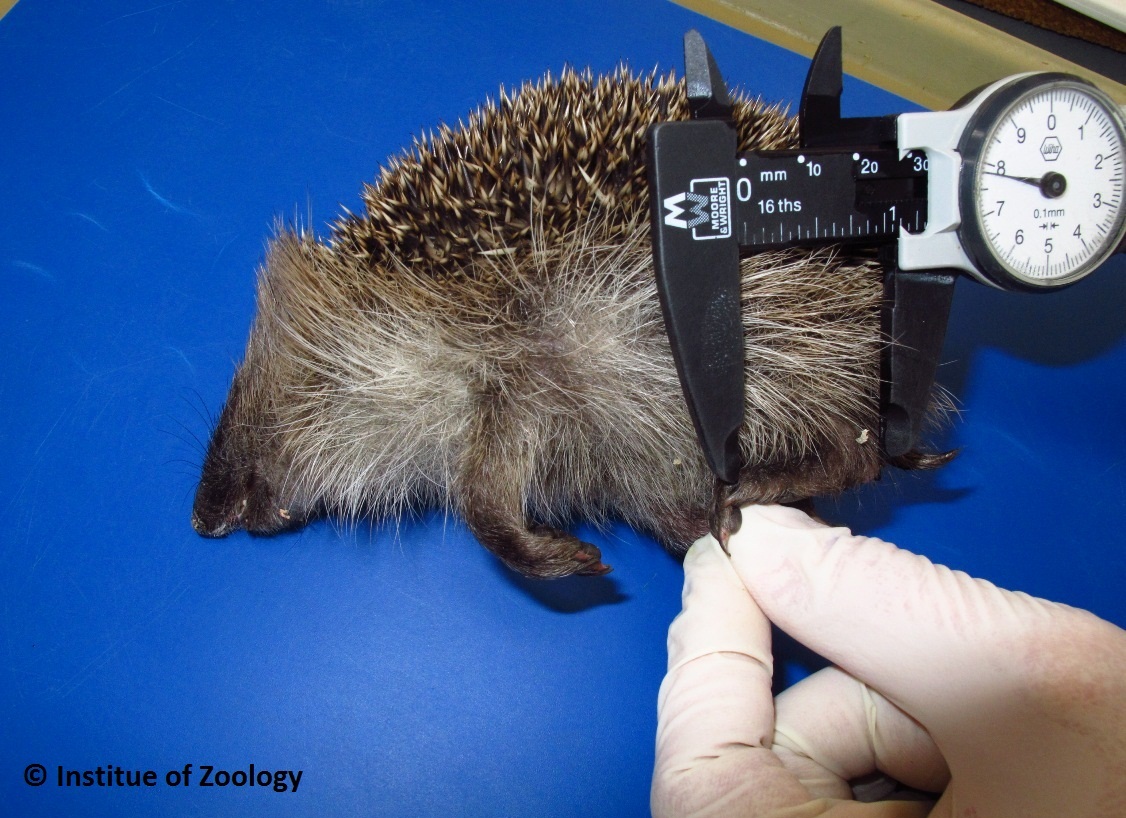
[577,560,613,576]
[572,542,613,576]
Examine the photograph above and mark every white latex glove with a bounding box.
[652,505,1126,818]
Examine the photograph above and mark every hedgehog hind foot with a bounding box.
[466,514,613,579]
[527,525,612,578]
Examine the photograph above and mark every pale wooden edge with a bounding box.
[672,0,1126,108]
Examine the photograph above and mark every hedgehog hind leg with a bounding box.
[455,391,611,579]
[456,474,612,579]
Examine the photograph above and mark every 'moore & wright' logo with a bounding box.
[663,177,732,240]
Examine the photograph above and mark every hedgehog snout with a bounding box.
[191,489,245,538]
[191,510,233,538]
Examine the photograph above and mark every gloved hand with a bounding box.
[652,505,1126,817]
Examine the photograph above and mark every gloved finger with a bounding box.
[771,667,949,799]
[653,535,812,817]
[725,505,1062,716]
[726,505,1126,817]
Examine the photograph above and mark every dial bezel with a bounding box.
[957,73,1126,292]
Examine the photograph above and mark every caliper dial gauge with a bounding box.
[958,74,1126,291]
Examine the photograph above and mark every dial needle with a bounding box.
[983,171,1040,185]
[982,170,1066,198]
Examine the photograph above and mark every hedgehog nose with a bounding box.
[191,511,231,538]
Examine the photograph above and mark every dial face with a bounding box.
[964,77,1126,289]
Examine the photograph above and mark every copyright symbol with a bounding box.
[24,763,47,786]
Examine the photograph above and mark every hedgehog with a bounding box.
[190,67,950,578]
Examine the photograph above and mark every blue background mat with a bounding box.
[3,1,1124,816]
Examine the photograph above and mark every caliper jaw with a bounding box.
[684,29,734,121]
[881,265,957,459]
[801,28,955,458]
[648,33,745,489]
[800,27,897,150]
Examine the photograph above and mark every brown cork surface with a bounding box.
[965,0,1126,52]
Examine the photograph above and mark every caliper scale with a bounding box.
[649,28,1126,538]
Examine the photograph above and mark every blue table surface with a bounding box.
[2,1,1124,816]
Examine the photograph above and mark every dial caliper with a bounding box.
[648,28,1126,536]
